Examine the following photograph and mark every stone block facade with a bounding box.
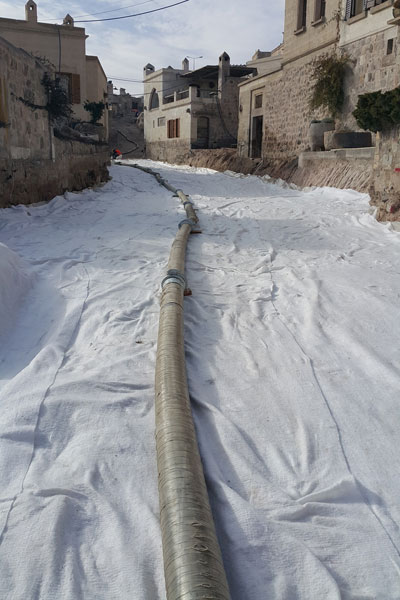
[370,127,400,221]
[239,0,399,197]
[340,25,400,130]
[262,55,327,159]
[0,36,109,208]
[0,36,50,161]
[1,138,109,208]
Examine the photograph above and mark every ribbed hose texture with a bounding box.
[119,163,230,599]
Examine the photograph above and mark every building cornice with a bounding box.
[281,37,338,66]
[0,18,86,37]
[238,67,282,88]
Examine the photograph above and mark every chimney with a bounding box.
[143,63,155,77]
[182,58,189,72]
[63,14,74,26]
[25,0,38,23]
[218,51,230,97]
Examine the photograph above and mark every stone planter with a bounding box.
[309,119,335,151]
[324,131,373,150]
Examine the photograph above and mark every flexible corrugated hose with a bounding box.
[117,162,230,599]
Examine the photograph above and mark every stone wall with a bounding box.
[249,3,399,169]
[341,24,400,130]
[0,36,51,161]
[262,53,328,160]
[369,127,400,221]
[256,0,341,161]
[162,147,372,193]
[1,137,109,208]
[0,36,109,209]
[283,0,340,65]
[145,138,190,163]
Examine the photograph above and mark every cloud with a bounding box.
[0,0,285,94]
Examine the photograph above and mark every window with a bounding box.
[149,88,159,110]
[351,0,364,17]
[387,39,394,55]
[158,116,166,126]
[167,119,180,138]
[345,0,383,19]
[314,0,326,20]
[255,94,263,109]
[297,0,307,29]
[58,73,81,104]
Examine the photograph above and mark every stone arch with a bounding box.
[149,88,159,110]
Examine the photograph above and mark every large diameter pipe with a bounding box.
[117,162,230,597]
[156,223,230,599]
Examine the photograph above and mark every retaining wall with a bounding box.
[0,36,109,209]
[168,148,373,193]
[369,127,400,221]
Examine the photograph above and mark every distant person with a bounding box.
[112,149,122,159]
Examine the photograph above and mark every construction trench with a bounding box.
[118,163,231,600]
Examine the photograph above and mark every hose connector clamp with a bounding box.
[178,219,195,230]
[161,269,187,290]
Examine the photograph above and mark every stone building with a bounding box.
[339,0,399,130]
[0,36,109,207]
[143,53,255,162]
[107,82,144,119]
[238,0,342,160]
[237,47,283,159]
[238,0,399,166]
[0,1,108,135]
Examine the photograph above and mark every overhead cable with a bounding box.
[74,0,190,23]
[40,0,156,21]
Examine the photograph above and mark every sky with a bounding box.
[0,0,285,96]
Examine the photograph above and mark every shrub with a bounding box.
[42,73,73,121]
[84,101,106,124]
[309,54,350,117]
[353,87,400,132]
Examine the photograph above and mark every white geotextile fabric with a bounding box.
[0,162,399,599]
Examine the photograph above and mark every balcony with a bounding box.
[162,86,216,106]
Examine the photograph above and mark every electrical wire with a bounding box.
[74,0,190,23]
[110,80,211,97]
[41,0,156,21]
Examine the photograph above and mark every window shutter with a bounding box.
[71,74,81,104]
[176,118,180,138]
[345,0,352,19]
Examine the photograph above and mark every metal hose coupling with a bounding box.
[161,269,187,290]
[178,219,196,230]
[183,200,194,208]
